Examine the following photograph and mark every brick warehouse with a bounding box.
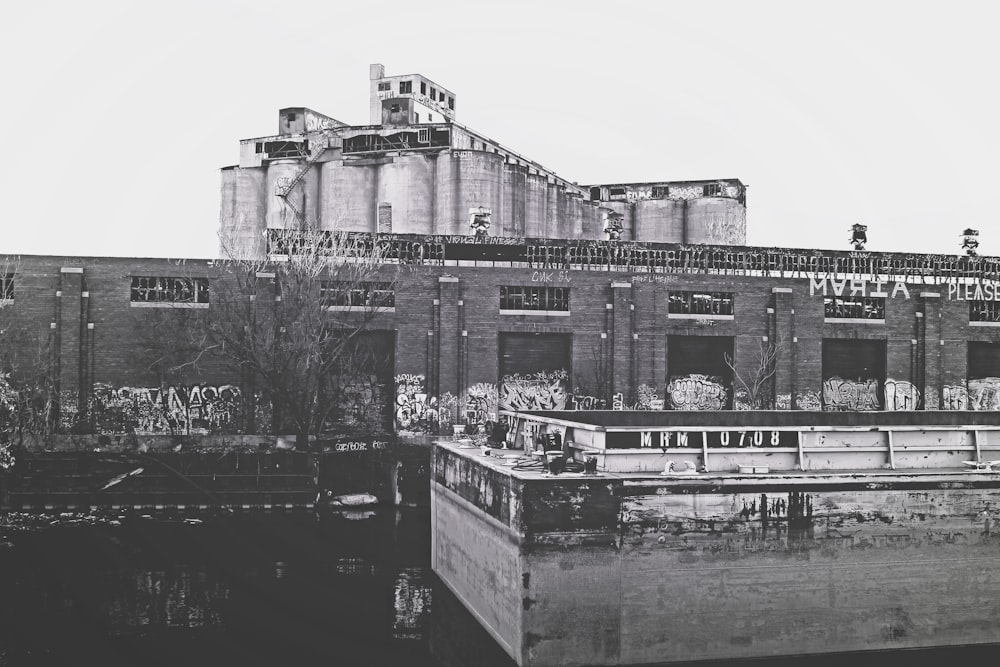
[4,242,1000,439]
[4,63,1000,440]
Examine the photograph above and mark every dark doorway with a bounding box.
[666,335,733,410]
[497,333,571,413]
[821,338,886,410]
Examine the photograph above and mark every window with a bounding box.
[377,82,391,91]
[428,113,433,122]
[824,296,885,320]
[322,281,395,309]
[652,185,669,198]
[448,96,454,110]
[970,300,1000,323]
[417,128,430,143]
[703,183,723,196]
[420,82,426,95]
[430,86,437,99]
[439,92,445,102]
[390,104,400,113]
[668,291,734,316]
[399,80,412,94]
[255,142,264,153]
[500,286,569,313]
[287,112,297,121]
[1,273,14,301]
[415,113,420,123]
[130,277,209,306]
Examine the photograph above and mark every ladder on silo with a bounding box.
[275,133,332,227]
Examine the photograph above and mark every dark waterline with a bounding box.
[0,508,997,667]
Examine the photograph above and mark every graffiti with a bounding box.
[884,379,920,411]
[667,375,728,411]
[637,384,659,410]
[394,374,438,433]
[438,392,457,429]
[90,384,241,435]
[942,384,967,410]
[822,377,880,411]
[968,378,1000,411]
[796,391,823,411]
[466,383,498,424]
[612,393,625,410]
[775,393,792,410]
[569,394,605,410]
[499,370,568,412]
[530,270,571,283]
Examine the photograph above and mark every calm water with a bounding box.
[0,508,996,667]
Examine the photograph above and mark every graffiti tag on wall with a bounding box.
[465,383,498,425]
[884,379,920,411]
[822,377,880,411]
[395,374,438,433]
[91,384,241,435]
[968,378,1000,411]
[667,375,727,410]
[499,370,568,412]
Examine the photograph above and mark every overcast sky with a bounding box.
[3,1,998,259]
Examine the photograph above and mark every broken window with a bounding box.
[430,86,437,99]
[668,291,734,316]
[1,273,14,300]
[399,80,412,94]
[321,281,395,308]
[448,96,454,110]
[255,142,263,153]
[703,183,723,196]
[500,286,569,312]
[390,104,400,113]
[971,300,1000,323]
[130,277,209,305]
[415,113,420,123]
[652,185,669,198]
[427,113,433,122]
[287,112,297,121]
[439,92,445,102]
[420,81,426,95]
[824,296,885,320]
[378,82,391,91]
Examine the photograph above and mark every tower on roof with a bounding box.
[369,63,457,126]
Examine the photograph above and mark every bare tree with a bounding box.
[151,230,398,444]
[725,336,784,410]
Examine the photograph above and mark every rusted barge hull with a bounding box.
[431,412,1000,666]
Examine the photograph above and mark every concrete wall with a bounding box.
[431,443,1000,666]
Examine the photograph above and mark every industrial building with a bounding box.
[3,64,1000,439]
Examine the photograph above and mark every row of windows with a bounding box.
[668,291,734,316]
[8,275,1000,324]
[131,277,209,304]
[500,286,569,312]
[320,281,395,308]
[379,80,455,110]
[824,296,886,320]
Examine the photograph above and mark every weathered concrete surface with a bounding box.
[431,441,1000,666]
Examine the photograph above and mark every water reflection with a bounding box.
[1,508,996,667]
[0,508,515,667]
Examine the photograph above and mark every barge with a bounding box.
[431,410,1000,666]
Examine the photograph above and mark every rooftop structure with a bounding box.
[220,64,747,258]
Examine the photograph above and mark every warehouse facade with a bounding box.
[3,241,1000,438]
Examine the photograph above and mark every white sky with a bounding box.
[2,0,998,259]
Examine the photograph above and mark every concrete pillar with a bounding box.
[919,291,943,408]
[56,267,85,431]
[437,276,461,401]
[772,288,795,409]
[610,281,633,406]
